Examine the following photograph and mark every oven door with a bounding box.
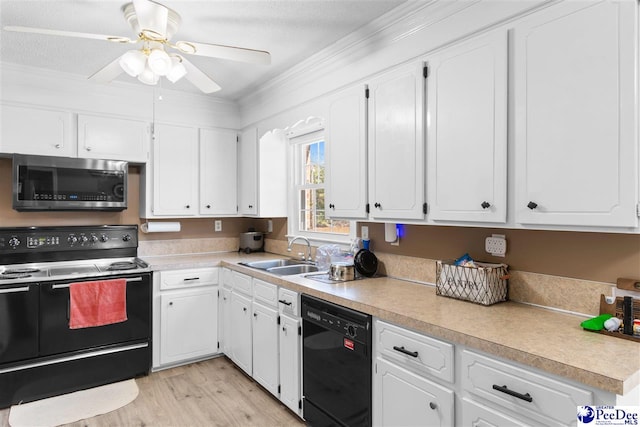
[39,273,151,356]
[0,283,39,364]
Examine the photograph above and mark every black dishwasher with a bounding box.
[302,294,372,427]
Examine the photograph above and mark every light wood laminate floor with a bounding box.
[0,356,305,426]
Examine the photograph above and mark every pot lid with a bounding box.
[354,249,378,277]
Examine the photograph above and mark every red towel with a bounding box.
[69,279,128,329]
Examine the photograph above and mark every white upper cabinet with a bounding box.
[368,62,426,220]
[199,128,238,215]
[426,31,508,223]
[513,1,638,228]
[238,128,258,215]
[77,114,149,163]
[151,123,199,216]
[326,84,369,219]
[238,128,288,217]
[1,104,74,157]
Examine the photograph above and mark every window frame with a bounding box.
[287,126,355,246]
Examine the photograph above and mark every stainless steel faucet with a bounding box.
[287,236,312,262]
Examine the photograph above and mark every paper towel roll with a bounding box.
[141,222,181,233]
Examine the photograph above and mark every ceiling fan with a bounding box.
[4,0,271,93]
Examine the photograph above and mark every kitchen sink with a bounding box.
[266,264,319,276]
[240,258,308,270]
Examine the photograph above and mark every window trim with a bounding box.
[287,126,355,246]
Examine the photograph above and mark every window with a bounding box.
[289,128,352,243]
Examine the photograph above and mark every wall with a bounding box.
[0,158,255,241]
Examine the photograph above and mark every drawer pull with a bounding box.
[393,346,419,358]
[183,277,200,281]
[429,402,437,410]
[278,299,292,306]
[492,384,533,402]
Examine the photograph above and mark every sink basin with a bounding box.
[267,264,319,276]
[241,259,307,270]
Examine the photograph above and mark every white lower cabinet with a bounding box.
[154,268,219,369]
[219,287,231,355]
[230,290,253,376]
[375,357,454,427]
[252,301,279,396]
[373,319,455,426]
[462,397,532,427]
[279,313,301,416]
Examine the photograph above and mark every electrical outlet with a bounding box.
[267,220,273,233]
[361,226,369,240]
[214,220,222,232]
[485,234,506,257]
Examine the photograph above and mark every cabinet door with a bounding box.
[462,398,532,427]
[78,114,149,162]
[252,302,279,396]
[230,291,253,375]
[369,63,426,220]
[199,128,237,215]
[160,288,218,365]
[1,104,74,157]
[257,129,288,217]
[152,123,199,216]
[326,84,368,219]
[220,287,232,355]
[238,128,258,215]
[427,31,507,223]
[514,1,638,228]
[279,314,301,415]
[374,358,454,427]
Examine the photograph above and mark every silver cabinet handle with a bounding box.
[0,286,30,294]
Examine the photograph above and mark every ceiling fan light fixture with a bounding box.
[175,41,196,55]
[137,64,159,85]
[119,49,147,77]
[148,48,172,75]
[166,56,187,83]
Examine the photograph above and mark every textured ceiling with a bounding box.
[0,0,405,100]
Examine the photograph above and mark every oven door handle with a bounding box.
[52,276,144,289]
[0,285,31,294]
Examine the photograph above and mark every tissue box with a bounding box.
[436,260,508,306]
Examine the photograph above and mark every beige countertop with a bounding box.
[142,252,640,396]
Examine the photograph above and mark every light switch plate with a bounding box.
[361,226,369,240]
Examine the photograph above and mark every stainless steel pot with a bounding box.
[329,262,355,281]
[239,232,264,253]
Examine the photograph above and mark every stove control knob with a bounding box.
[67,235,78,245]
[122,234,131,242]
[89,234,99,244]
[100,234,109,243]
[79,235,89,244]
[8,237,20,249]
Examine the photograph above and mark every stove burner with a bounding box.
[106,261,138,271]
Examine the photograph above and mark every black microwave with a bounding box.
[12,154,128,211]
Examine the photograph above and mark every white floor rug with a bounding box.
[8,379,139,427]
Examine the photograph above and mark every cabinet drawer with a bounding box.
[232,271,252,296]
[253,278,278,307]
[278,288,299,316]
[159,268,218,290]
[222,268,233,290]
[461,350,593,426]
[375,319,454,383]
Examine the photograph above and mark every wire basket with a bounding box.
[436,260,509,306]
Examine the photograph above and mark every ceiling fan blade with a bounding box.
[3,26,133,43]
[177,40,271,65]
[132,0,169,38]
[89,56,124,84]
[180,57,221,94]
